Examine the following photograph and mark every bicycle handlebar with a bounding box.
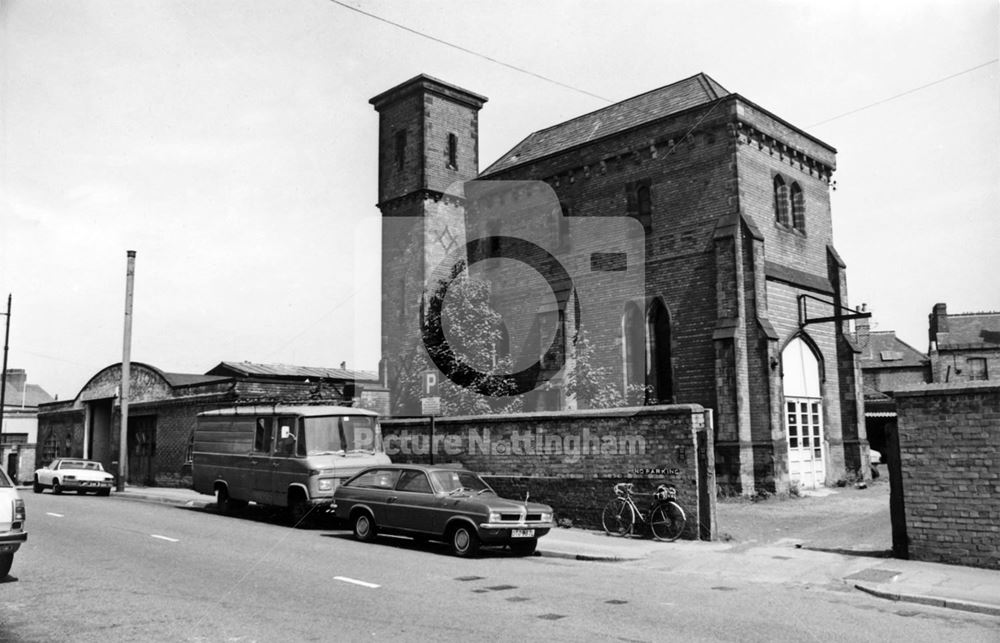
[613,482,677,500]
[613,482,635,497]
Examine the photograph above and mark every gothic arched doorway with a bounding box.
[782,336,825,489]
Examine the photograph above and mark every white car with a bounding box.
[33,459,115,496]
[0,466,27,578]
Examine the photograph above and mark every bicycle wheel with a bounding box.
[650,501,686,542]
[601,498,635,537]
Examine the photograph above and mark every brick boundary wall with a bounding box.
[382,404,716,540]
[894,382,1000,569]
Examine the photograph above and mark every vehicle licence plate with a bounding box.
[511,529,535,538]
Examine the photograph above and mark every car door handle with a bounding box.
[272,463,280,468]
[387,497,397,504]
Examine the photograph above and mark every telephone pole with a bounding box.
[0,295,10,434]
[118,252,136,492]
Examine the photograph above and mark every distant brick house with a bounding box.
[928,303,1000,384]
[858,329,929,456]
[1,369,55,483]
[374,73,869,494]
[36,361,385,487]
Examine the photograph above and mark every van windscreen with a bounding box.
[301,415,378,455]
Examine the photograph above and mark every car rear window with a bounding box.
[349,469,400,489]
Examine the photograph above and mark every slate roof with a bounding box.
[482,72,730,175]
[934,312,1000,350]
[859,331,928,370]
[208,361,379,383]
[2,383,54,409]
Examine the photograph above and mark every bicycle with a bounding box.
[601,482,686,541]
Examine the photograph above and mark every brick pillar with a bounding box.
[713,214,754,495]
[827,245,867,480]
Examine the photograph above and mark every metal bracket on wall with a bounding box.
[797,294,871,327]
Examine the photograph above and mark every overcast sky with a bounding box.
[1,0,997,400]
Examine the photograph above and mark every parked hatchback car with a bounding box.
[0,466,27,578]
[334,464,554,557]
[34,459,115,496]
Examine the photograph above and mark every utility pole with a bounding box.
[118,252,136,492]
[0,295,10,435]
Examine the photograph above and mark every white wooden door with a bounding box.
[786,397,825,489]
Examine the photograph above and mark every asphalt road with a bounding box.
[2,492,996,642]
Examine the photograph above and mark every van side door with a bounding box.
[270,416,304,507]
[249,417,274,505]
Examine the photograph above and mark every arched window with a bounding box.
[447,133,458,170]
[773,175,790,226]
[790,182,805,232]
[622,303,644,393]
[646,300,673,403]
[636,184,652,232]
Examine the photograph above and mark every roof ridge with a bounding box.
[521,72,728,139]
[946,310,1000,317]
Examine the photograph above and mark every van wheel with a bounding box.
[0,553,12,578]
[353,512,377,542]
[216,486,236,515]
[450,524,480,558]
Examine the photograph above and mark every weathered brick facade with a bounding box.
[383,404,715,539]
[375,74,868,495]
[894,383,1000,569]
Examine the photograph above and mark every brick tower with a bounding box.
[370,75,487,415]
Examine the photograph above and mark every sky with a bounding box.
[1,0,997,401]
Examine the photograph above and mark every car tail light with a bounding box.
[14,498,25,522]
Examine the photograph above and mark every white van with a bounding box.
[192,405,390,525]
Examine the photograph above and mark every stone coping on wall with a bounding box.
[890,381,1000,397]
[382,403,706,426]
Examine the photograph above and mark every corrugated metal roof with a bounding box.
[209,361,378,382]
[162,372,232,388]
[482,73,729,175]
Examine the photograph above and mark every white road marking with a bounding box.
[151,534,179,543]
[334,576,380,589]
[46,512,64,518]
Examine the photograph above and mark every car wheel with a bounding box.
[52,479,63,495]
[352,512,377,542]
[450,524,480,558]
[509,538,538,556]
[32,478,43,494]
[0,553,13,578]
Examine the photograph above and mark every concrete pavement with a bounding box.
[107,484,1000,618]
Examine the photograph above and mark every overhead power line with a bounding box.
[332,1,998,133]
[328,0,612,102]
[809,58,998,127]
